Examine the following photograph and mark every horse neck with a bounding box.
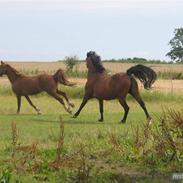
[87,69,96,78]
[87,69,104,79]
[87,62,106,78]
[6,66,21,84]
[87,65,98,77]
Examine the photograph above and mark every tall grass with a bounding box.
[0,86,14,96]
[4,66,183,80]
[157,71,183,80]
[66,70,183,80]
[1,109,183,183]
[65,70,87,78]
[1,85,183,103]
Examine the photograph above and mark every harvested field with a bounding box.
[1,62,183,93]
[1,77,183,93]
[4,61,183,73]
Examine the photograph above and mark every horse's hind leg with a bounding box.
[48,92,72,114]
[25,96,41,114]
[56,89,74,108]
[130,90,151,121]
[118,98,129,123]
[16,95,21,114]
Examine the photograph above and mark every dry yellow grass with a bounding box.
[4,61,183,73]
[1,62,183,93]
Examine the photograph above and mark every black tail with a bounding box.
[127,64,157,89]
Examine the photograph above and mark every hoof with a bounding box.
[65,106,72,114]
[147,117,153,125]
[120,120,126,124]
[67,110,72,114]
[72,114,77,118]
[69,103,75,108]
[37,109,42,115]
[98,119,104,122]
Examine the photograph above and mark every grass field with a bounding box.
[0,62,183,182]
[0,92,183,183]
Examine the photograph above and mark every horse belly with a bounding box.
[12,80,42,95]
[100,91,118,100]
[94,80,130,100]
[24,87,42,95]
[93,84,118,100]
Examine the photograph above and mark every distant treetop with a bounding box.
[166,27,183,63]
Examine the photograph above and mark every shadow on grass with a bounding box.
[0,112,137,126]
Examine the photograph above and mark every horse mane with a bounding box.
[6,64,23,77]
[87,51,106,73]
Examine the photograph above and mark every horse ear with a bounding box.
[1,61,4,65]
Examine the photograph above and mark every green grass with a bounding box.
[157,71,183,79]
[0,95,182,182]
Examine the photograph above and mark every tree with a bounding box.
[64,55,79,72]
[166,28,183,63]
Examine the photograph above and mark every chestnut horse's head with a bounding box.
[0,61,7,76]
[86,51,105,73]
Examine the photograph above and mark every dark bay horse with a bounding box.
[0,61,75,114]
[73,51,157,123]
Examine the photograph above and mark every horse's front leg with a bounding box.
[73,95,90,118]
[98,99,104,122]
[16,95,21,114]
[25,95,41,114]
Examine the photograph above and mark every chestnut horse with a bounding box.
[0,61,75,114]
[73,51,156,123]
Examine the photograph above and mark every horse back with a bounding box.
[12,74,57,95]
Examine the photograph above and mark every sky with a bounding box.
[0,0,182,61]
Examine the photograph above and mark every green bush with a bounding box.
[63,56,79,72]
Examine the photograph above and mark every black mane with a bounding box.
[87,51,106,73]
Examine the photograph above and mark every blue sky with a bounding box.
[0,0,182,61]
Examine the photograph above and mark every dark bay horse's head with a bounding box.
[86,51,105,73]
[0,61,7,76]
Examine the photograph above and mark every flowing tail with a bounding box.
[53,69,76,86]
[126,64,157,89]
